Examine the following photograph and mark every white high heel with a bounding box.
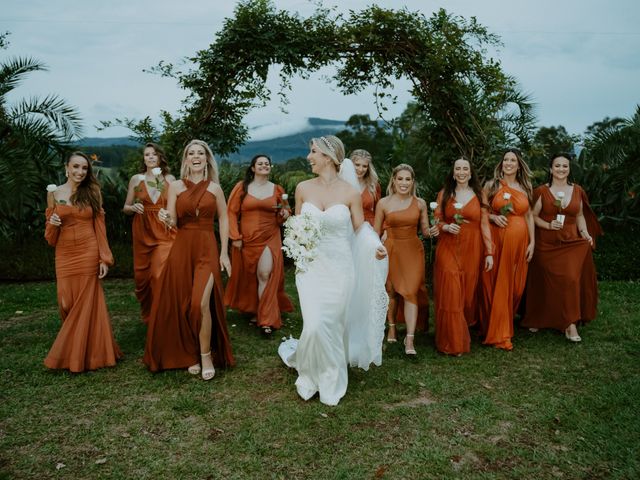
[201,351,215,381]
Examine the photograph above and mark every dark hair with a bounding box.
[546,153,575,186]
[138,142,170,175]
[67,151,102,217]
[441,157,485,210]
[240,154,272,205]
[487,148,533,205]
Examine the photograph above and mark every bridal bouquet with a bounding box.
[282,212,323,273]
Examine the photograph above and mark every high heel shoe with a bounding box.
[404,334,416,355]
[565,325,581,343]
[386,323,397,343]
[200,351,215,381]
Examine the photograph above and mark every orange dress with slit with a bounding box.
[44,204,122,372]
[434,193,492,355]
[522,185,602,331]
[480,181,530,350]
[224,181,293,329]
[361,183,381,225]
[143,180,234,371]
[383,197,429,331]
[132,180,175,323]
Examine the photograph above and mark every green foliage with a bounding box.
[593,224,640,280]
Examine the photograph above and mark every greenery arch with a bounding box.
[153,0,533,165]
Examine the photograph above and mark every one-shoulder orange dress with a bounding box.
[480,181,530,350]
[131,179,175,323]
[361,183,381,226]
[522,185,602,331]
[44,204,122,372]
[143,180,234,371]
[224,181,293,329]
[434,193,492,355]
[383,197,429,331]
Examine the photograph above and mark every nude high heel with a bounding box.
[200,351,215,381]
[404,334,416,355]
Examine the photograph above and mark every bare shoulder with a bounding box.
[416,197,427,210]
[208,181,224,196]
[129,174,143,187]
[171,179,186,193]
[165,174,177,182]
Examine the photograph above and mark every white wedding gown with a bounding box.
[279,202,388,406]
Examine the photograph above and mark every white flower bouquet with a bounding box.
[282,212,323,273]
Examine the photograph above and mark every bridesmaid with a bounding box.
[224,154,293,334]
[374,164,439,355]
[143,140,234,380]
[434,158,493,355]
[522,154,602,341]
[122,143,176,323]
[44,152,122,372]
[351,149,381,226]
[480,148,535,350]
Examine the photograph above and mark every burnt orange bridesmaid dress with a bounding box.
[384,197,429,331]
[434,192,492,355]
[132,180,175,323]
[143,180,234,371]
[522,185,602,331]
[361,183,382,225]
[224,181,293,330]
[44,204,122,372]
[480,181,530,350]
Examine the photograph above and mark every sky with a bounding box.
[3,0,640,141]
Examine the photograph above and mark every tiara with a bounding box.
[319,136,336,155]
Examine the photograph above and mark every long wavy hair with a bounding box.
[67,151,102,217]
[386,163,417,196]
[350,149,379,199]
[180,139,219,184]
[441,157,484,210]
[487,148,533,205]
[241,154,271,205]
[138,142,170,175]
[546,153,575,186]
[310,135,345,170]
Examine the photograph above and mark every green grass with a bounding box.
[1,276,639,479]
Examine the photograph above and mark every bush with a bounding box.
[593,224,640,281]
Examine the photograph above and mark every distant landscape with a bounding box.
[75,117,347,167]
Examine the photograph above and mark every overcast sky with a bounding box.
[3,0,639,141]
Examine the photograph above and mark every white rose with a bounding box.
[281,194,288,201]
[46,184,58,193]
[557,191,566,199]
[152,167,162,176]
[503,192,512,200]
[453,202,463,210]
[429,202,438,209]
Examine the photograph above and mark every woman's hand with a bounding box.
[98,262,109,279]
[490,214,508,228]
[548,219,563,230]
[581,230,593,247]
[232,239,243,249]
[220,254,232,276]
[444,223,461,235]
[525,242,534,262]
[158,208,172,227]
[49,213,62,227]
[484,255,494,272]
[375,245,388,260]
[428,225,440,238]
[130,203,144,215]
[280,208,290,220]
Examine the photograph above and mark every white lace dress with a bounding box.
[279,202,388,406]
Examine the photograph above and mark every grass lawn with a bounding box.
[1,275,639,479]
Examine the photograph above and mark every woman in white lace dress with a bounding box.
[279,135,388,406]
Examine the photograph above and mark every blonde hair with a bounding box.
[180,139,219,184]
[387,163,417,196]
[351,149,379,199]
[310,135,345,170]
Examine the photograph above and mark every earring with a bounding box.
[65,171,69,178]
[204,163,208,179]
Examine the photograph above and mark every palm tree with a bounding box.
[0,35,83,241]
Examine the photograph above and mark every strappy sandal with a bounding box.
[200,351,215,381]
[187,363,201,375]
[261,326,272,335]
[387,323,397,343]
[404,334,417,355]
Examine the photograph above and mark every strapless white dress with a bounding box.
[279,202,388,406]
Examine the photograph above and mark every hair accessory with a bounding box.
[320,136,336,155]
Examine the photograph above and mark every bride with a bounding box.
[279,135,388,406]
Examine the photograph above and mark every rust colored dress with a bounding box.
[522,185,602,331]
[44,204,122,372]
[143,180,234,371]
[383,197,429,331]
[224,181,293,329]
[131,179,175,323]
[434,193,493,355]
[361,183,382,225]
[480,181,530,350]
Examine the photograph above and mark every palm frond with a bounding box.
[9,94,83,141]
[0,56,47,97]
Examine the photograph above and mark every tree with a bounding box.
[0,33,83,240]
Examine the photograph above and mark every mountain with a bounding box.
[75,117,348,164]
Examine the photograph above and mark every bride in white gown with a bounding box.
[279,135,389,406]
